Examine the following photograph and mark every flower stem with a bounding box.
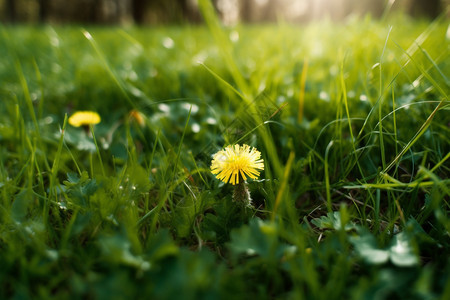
[233,180,252,207]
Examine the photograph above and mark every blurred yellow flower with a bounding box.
[68,111,101,127]
[128,109,145,127]
[211,144,264,185]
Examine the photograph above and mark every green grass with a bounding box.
[1,7,449,299]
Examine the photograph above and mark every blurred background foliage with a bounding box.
[0,0,448,25]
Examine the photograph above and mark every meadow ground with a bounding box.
[0,7,449,300]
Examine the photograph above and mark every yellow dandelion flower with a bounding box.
[68,111,101,127]
[128,109,145,127]
[211,144,264,185]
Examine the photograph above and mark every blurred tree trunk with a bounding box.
[176,0,191,22]
[342,0,384,19]
[177,0,188,16]
[211,0,221,19]
[98,0,130,23]
[409,0,441,18]
[39,0,50,23]
[5,0,16,22]
[90,0,101,23]
[262,0,277,22]
[240,0,253,22]
[178,0,201,23]
[132,0,148,24]
[118,0,133,23]
[369,0,385,18]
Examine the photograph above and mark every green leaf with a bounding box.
[389,232,418,267]
[228,218,280,259]
[63,128,96,152]
[311,211,355,231]
[125,164,150,192]
[350,228,389,265]
[70,212,93,237]
[98,229,150,271]
[65,172,84,185]
[172,196,197,238]
[145,229,179,261]
[150,248,223,300]
[201,197,246,244]
[350,227,419,266]
[405,217,436,244]
[63,171,99,208]
[11,188,32,222]
[173,191,213,238]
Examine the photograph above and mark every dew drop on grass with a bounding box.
[319,91,329,101]
[277,95,286,104]
[106,214,119,226]
[181,103,199,114]
[348,90,356,98]
[258,82,266,93]
[206,117,217,125]
[46,249,59,261]
[128,85,144,97]
[229,30,239,42]
[162,37,174,49]
[284,245,297,258]
[246,248,256,256]
[192,51,208,64]
[58,201,67,210]
[158,103,170,113]
[329,65,338,76]
[82,30,93,40]
[31,93,39,102]
[43,116,53,124]
[50,36,60,47]
[287,88,294,98]
[141,261,150,271]
[24,226,35,236]
[128,71,138,81]
[192,123,200,133]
